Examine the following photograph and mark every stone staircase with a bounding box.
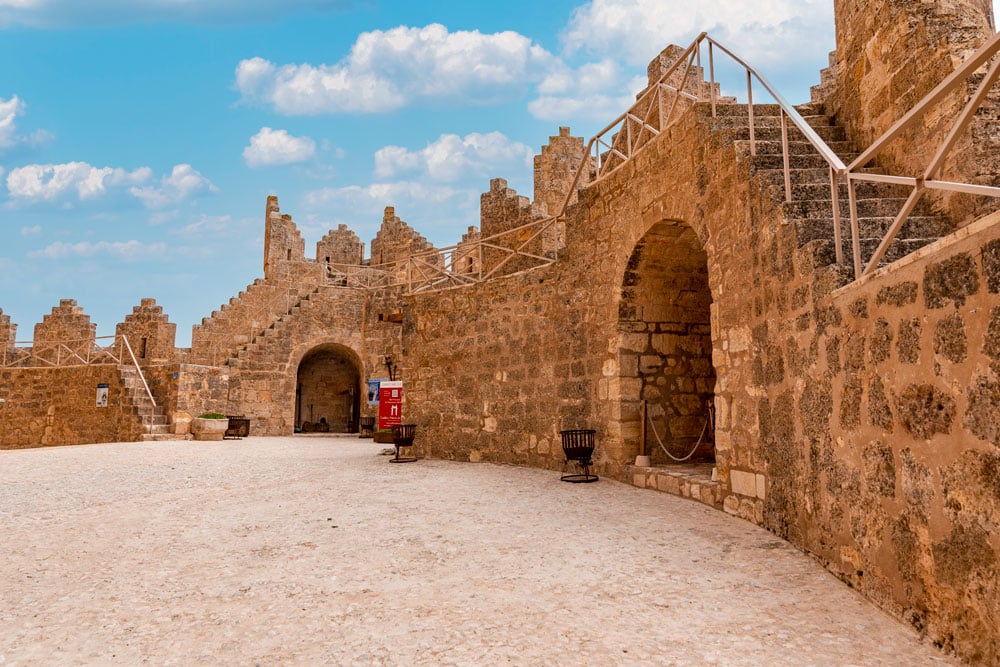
[224,286,325,369]
[189,278,320,366]
[117,365,178,441]
[708,101,955,271]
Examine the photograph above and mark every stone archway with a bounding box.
[295,344,362,433]
[618,219,716,465]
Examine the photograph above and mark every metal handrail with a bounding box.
[844,30,1000,277]
[372,30,852,292]
[119,334,157,414]
[318,29,999,292]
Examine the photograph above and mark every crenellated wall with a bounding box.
[116,298,176,365]
[0,3,997,660]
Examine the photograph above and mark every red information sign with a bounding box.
[378,381,403,431]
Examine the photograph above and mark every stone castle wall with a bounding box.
[0,2,998,661]
[0,366,143,448]
[753,214,1000,662]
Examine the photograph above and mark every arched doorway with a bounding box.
[295,344,362,433]
[619,219,716,465]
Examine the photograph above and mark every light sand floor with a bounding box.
[0,436,956,665]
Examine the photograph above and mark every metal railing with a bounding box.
[322,31,851,294]
[844,30,1000,277]
[319,30,999,291]
[2,334,158,429]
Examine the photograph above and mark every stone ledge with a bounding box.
[626,463,723,509]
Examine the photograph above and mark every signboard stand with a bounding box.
[377,380,403,431]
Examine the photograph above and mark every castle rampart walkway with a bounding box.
[1,437,954,665]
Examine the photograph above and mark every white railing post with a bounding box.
[709,41,717,117]
[746,69,755,156]
[780,109,792,202]
[847,177,863,279]
[830,167,844,265]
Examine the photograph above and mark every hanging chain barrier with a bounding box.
[645,402,715,463]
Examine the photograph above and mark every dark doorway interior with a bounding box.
[295,346,361,433]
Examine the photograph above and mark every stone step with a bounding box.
[748,152,842,171]
[782,197,916,220]
[793,215,955,244]
[706,109,837,133]
[734,138,856,158]
[141,433,189,442]
[810,237,944,269]
[766,178,911,201]
[715,123,847,144]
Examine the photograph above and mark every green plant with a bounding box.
[198,412,227,419]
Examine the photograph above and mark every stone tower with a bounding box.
[263,195,307,280]
[116,298,177,365]
[316,224,364,268]
[33,299,96,365]
[0,307,15,354]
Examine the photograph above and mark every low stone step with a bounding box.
[811,237,944,269]
[735,138,856,158]
[715,123,847,144]
[767,179,911,201]
[748,152,841,171]
[782,197,916,220]
[141,433,190,442]
[793,215,954,245]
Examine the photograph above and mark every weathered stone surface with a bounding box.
[896,384,956,440]
[868,376,893,432]
[870,318,892,364]
[876,281,918,307]
[965,376,1000,447]
[862,440,896,497]
[984,238,1000,293]
[897,318,922,364]
[932,524,996,588]
[840,374,863,430]
[933,314,968,364]
[984,306,1000,360]
[923,253,980,309]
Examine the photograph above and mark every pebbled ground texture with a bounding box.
[0,436,956,666]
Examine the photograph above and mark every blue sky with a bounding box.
[0,0,995,346]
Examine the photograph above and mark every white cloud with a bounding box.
[19,224,40,235]
[0,95,52,154]
[301,181,481,248]
[172,213,253,238]
[243,127,316,167]
[129,164,217,208]
[236,23,555,114]
[0,0,352,28]
[6,162,150,201]
[305,181,471,211]
[28,240,167,260]
[563,0,835,70]
[529,60,645,121]
[5,161,214,208]
[374,132,534,182]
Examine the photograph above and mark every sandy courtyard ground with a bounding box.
[0,436,955,665]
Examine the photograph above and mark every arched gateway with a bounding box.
[618,219,717,466]
[294,343,363,433]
